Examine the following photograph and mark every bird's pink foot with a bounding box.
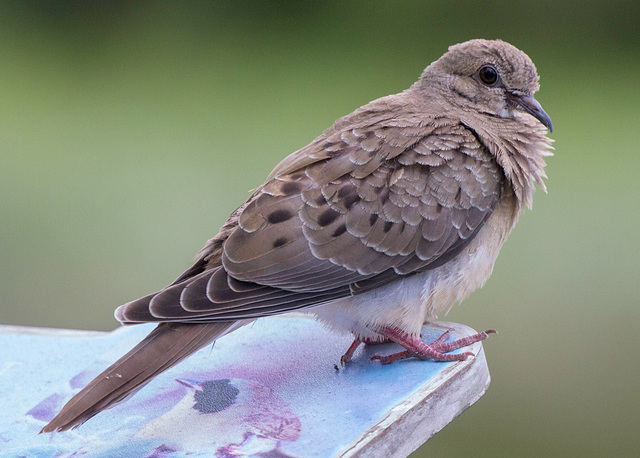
[340,339,363,365]
[340,336,394,365]
[370,327,496,365]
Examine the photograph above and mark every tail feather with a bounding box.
[41,321,237,433]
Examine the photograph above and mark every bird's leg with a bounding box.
[340,338,363,366]
[340,335,394,365]
[371,327,496,365]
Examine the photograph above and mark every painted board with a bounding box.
[0,315,490,457]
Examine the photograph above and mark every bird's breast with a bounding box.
[421,190,520,318]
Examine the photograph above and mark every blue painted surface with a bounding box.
[0,317,472,457]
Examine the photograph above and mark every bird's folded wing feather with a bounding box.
[117,106,503,324]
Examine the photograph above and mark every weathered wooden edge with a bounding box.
[340,321,491,458]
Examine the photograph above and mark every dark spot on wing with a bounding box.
[267,209,293,224]
[338,185,352,198]
[332,224,347,237]
[318,208,340,226]
[344,194,360,209]
[281,181,301,195]
[273,237,288,248]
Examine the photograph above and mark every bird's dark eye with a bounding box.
[478,65,499,86]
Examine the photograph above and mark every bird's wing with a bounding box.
[117,111,503,324]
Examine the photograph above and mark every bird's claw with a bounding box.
[369,327,495,364]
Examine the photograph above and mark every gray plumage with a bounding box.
[42,39,552,433]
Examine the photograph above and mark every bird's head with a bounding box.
[417,39,552,132]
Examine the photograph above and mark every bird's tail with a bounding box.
[41,321,237,433]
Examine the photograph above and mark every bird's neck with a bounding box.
[408,82,552,210]
[460,113,553,211]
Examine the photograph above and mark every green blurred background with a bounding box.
[1,1,638,456]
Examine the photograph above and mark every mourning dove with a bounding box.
[42,38,553,433]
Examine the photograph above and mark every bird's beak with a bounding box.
[511,93,553,133]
